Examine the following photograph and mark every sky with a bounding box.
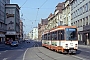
[10,0,65,34]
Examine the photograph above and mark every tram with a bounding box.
[42,26,78,53]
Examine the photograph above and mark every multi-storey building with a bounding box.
[38,18,48,41]
[5,4,20,41]
[71,0,90,45]
[20,20,23,40]
[38,23,42,40]
[54,2,64,26]
[47,13,55,30]
[0,0,10,43]
[28,31,33,40]
[47,2,64,31]
[32,27,38,40]
[62,0,72,26]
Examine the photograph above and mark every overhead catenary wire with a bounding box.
[35,0,48,27]
[39,0,48,9]
[20,0,28,9]
[35,0,48,21]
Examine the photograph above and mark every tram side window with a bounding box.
[58,30,64,40]
[51,31,57,40]
[54,31,57,40]
[51,32,54,40]
[44,34,47,40]
[61,30,64,40]
[42,35,44,40]
[58,30,61,40]
[48,33,51,40]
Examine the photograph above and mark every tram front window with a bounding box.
[65,28,77,40]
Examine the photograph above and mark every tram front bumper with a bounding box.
[69,48,76,53]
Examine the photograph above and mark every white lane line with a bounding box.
[3,50,8,52]
[3,58,8,60]
[22,48,29,60]
[72,55,86,60]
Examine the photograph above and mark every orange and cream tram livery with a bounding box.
[42,26,78,53]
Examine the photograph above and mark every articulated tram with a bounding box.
[42,26,78,53]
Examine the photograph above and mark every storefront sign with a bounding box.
[6,31,16,35]
[0,34,5,37]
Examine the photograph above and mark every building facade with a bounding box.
[62,0,72,26]
[38,18,48,41]
[5,4,20,41]
[20,20,23,40]
[0,0,10,43]
[32,27,38,40]
[46,2,64,31]
[54,2,64,26]
[28,31,33,40]
[71,0,90,45]
[38,23,42,40]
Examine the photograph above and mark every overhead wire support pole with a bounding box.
[35,0,48,27]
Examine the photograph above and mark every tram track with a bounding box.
[33,42,57,60]
[33,42,84,60]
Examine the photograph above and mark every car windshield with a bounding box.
[12,41,18,43]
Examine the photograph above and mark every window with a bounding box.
[82,5,85,13]
[71,23,73,26]
[86,16,88,25]
[86,3,88,12]
[89,1,90,11]
[48,33,51,40]
[76,21,77,27]
[51,31,57,40]
[78,9,79,16]
[83,18,85,26]
[58,30,61,40]
[58,30,64,40]
[80,7,83,15]
[78,20,79,27]
[80,19,82,27]
[65,28,77,40]
[61,30,64,40]
[76,10,77,17]
[89,15,90,25]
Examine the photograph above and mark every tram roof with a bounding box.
[43,26,77,34]
[50,26,77,32]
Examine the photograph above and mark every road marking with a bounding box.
[72,55,86,60]
[22,48,29,60]
[3,58,8,60]
[0,53,1,54]
[3,50,8,52]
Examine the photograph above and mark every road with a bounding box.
[0,40,90,60]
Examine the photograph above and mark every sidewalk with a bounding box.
[0,44,5,48]
[78,44,90,49]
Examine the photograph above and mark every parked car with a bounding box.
[5,41,11,45]
[10,41,19,46]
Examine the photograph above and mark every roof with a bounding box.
[41,18,48,25]
[54,2,64,13]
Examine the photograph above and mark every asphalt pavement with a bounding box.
[0,40,90,60]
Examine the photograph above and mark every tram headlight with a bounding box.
[75,44,78,47]
[65,44,68,47]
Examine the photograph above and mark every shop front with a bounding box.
[0,34,5,43]
[82,25,90,45]
[5,31,19,42]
